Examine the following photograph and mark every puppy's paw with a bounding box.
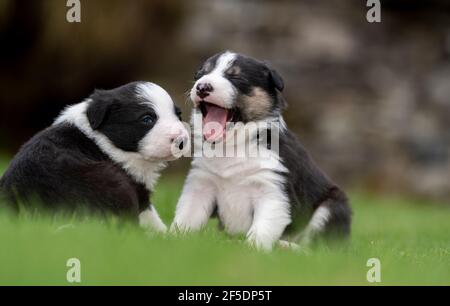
[278,240,301,251]
[246,232,274,252]
[139,209,168,234]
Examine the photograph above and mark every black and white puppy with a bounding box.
[172,52,351,250]
[0,82,189,232]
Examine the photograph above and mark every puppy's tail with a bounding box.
[295,187,352,246]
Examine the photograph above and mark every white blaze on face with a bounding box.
[136,82,189,161]
[191,52,238,142]
[190,51,237,109]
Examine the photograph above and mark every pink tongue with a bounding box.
[203,104,228,142]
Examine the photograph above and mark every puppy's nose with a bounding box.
[169,127,187,143]
[171,134,188,151]
[196,83,213,99]
[176,136,188,151]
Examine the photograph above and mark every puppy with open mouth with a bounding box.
[0,82,189,232]
[172,51,352,250]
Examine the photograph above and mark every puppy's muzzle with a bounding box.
[173,135,188,151]
[196,82,214,99]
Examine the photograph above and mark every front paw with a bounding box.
[278,240,301,251]
[246,232,274,252]
[139,209,168,233]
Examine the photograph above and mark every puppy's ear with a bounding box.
[87,91,112,130]
[264,61,284,92]
[269,68,284,92]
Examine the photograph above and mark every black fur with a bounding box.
[279,129,352,240]
[196,52,287,122]
[87,82,159,152]
[0,82,174,219]
[194,53,221,81]
[0,124,149,218]
[195,52,352,242]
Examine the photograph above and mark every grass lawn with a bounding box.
[0,156,449,286]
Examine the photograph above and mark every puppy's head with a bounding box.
[190,51,285,142]
[87,82,189,161]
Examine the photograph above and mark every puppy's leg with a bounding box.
[278,240,300,251]
[171,169,216,233]
[297,188,352,246]
[139,205,168,233]
[246,196,291,251]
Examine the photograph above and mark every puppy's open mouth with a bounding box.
[198,101,239,142]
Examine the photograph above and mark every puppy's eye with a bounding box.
[194,62,212,80]
[176,109,182,120]
[226,66,241,77]
[141,115,155,125]
[194,71,202,81]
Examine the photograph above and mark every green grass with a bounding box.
[0,157,449,285]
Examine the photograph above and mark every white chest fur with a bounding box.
[173,119,292,249]
[192,149,289,235]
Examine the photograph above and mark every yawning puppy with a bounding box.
[172,52,352,250]
[0,82,189,232]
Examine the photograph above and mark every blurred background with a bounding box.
[0,0,449,201]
